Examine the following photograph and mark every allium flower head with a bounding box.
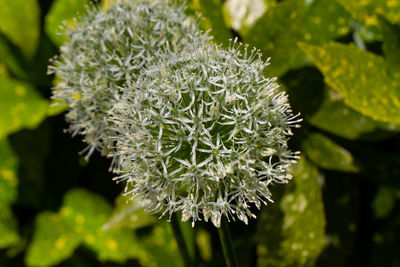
[111,40,301,227]
[49,0,210,157]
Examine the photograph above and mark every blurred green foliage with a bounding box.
[1,0,400,266]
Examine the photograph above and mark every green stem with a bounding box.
[218,218,238,267]
[170,213,194,267]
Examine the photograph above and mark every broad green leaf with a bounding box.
[45,0,90,46]
[103,194,156,231]
[25,212,82,267]
[186,0,231,46]
[302,133,359,172]
[244,0,350,76]
[299,42,400,125]
[0,139,18,204]
[60,188,139,262]
[337,0,400,27]
[380,16,400,72]
[0,0,40,58]
[0,203,20,249]
[257,158,325,267]
[309,90,378,140]
[137,223,184,267]
[0,77,49,138]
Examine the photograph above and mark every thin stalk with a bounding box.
[218,218,238,267]
[170,213,194,267]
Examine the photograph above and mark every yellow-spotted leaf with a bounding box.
[244,0,350,76]
[0,139,18,204]
[45,0,90,46]
[257,158,325,267]
[103,194,156,231]
[60,188,139,262]
[309,90,378,139]
[25,212,82,267]
[299,42,400,125]
[0,0,40,58]
[0,77,49,138]
[337,0,400,27]
[302,133,359,172]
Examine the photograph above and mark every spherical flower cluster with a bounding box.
[50,0,301,227]
[110,40,301,227]
[49,0,210,157]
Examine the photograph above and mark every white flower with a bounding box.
[49,0,210,158]
[111,40,301,227]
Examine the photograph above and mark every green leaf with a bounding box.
[186,0,231,46]
[25,212,82,267]
[380,16,400,72]
[0,139,18,204]
[244,0,350,76]
[60,188,139,262]
[0,0,40,58]
[309,90,378,140]
[257,158,325,267]
[0,35,26,78]
[299,42,400,125]
[302,133,359,172]
[0,203,20,249]
[137,223,184,267]
[45,0,90,46]
[337,0,400,27]
[372,186,396,219]
[0,77,49,138]
[195,229,212,262]
[103,194,156,231]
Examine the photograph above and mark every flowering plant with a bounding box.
[111,40,301,227]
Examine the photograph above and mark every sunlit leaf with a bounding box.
[0,139,18,204]
[302,133,359,172]
[337,0,400,27]
[0,0,40,58]
[60,188,139,262]
[0,203,20,249]
[25,212,82,267]
[103,194,156,231]
[309,90,378,140]
[0,77,48,138]
[257,158,325,267]
[299,42,400,125]
[45,0,90,46]
[244,0,350,76]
